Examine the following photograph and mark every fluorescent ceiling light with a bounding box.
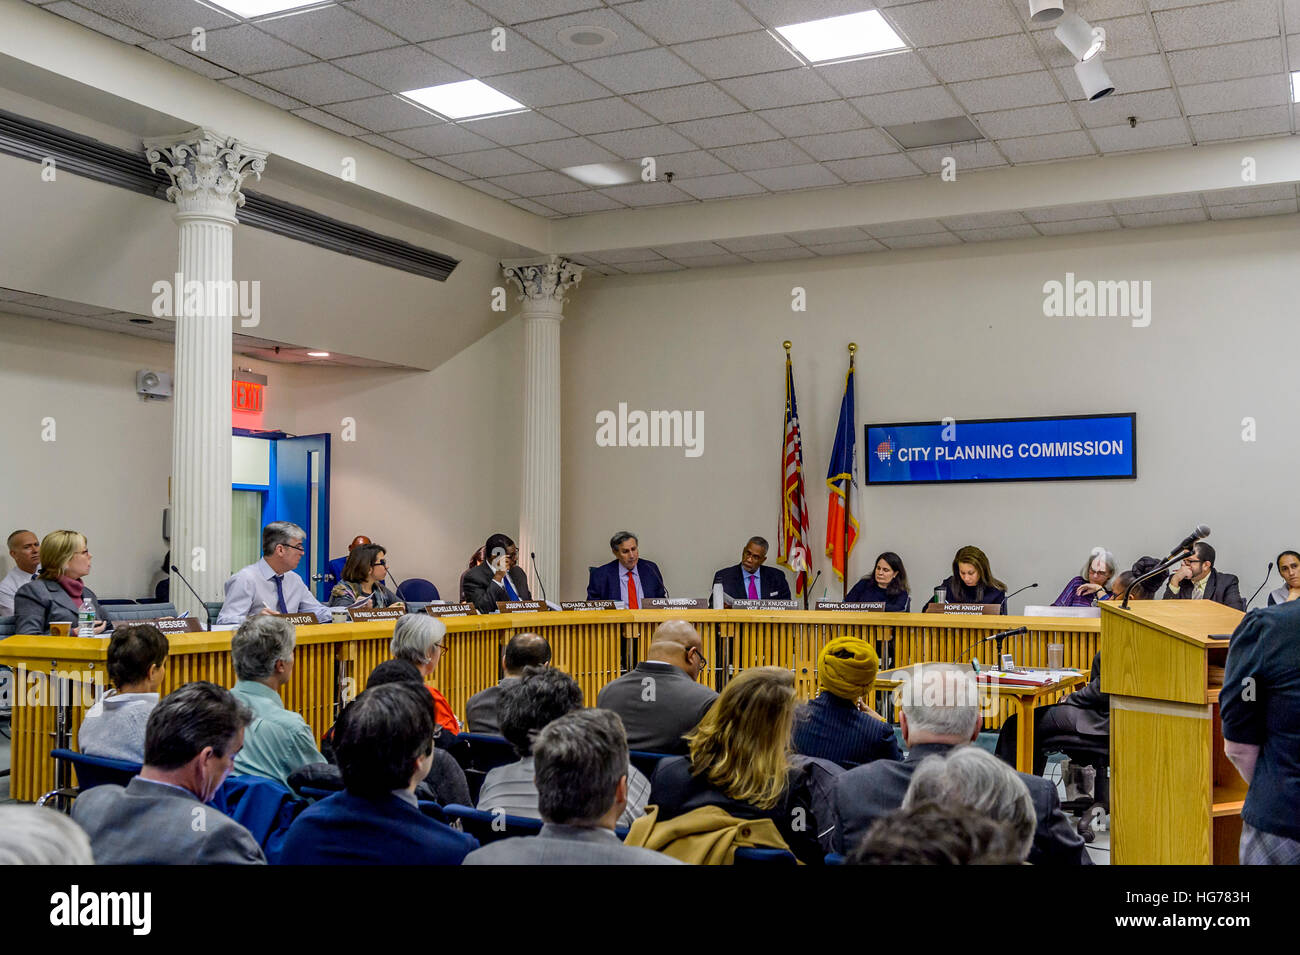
[776,10,907,63]
[1292,71,1300,103]
[207,0,327,18]
[401,80,526,120]
[561,161,642,187]
[306,351,330,357]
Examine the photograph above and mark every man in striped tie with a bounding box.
[462,533,533,614]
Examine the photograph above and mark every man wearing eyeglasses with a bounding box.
[1162,541,1244,610]
[217,521,332,625]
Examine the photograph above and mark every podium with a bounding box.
[1099,600,1244,865]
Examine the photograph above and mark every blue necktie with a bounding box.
[503,573,519,601]
[272,574,288,614]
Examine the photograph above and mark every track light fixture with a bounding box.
[1028,0,1064,22]
[1055,12,1105,61]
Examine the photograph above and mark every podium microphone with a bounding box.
[170,564,213,631]
[1167,524,1211,560]
[1247,561,1274,609]
[530,551,548,602]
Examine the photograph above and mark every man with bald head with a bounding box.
[466,632,552,735]
[596,620,718,754]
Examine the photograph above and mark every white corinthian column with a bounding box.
[502,255,584,602]
[144,129,267,619]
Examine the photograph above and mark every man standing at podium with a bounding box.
[587,532,666,607]
[1161,542,1244,610]
[711,537,791,602]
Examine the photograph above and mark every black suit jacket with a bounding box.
[711,564,791,601]
[831,741,1091,864]
[461,563,532,614]
[13,579,111,636]
[1162,568,1244,611]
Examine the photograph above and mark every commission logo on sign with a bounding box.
[865,413,1136,485]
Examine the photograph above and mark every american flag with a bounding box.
[778,350,812,597]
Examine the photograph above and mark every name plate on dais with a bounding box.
[732,599,800,610]
[642,597,708,609]
[348,607,404,622]
[498,601,545,613]
[139,616,203,633]
[815,601,887,611]
[425,603,478,617]
[559,600,617,611]
[271,612,321,626]
[923,602,1000,615]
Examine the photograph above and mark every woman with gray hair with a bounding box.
[903,746,1036,863]
[0,805,94,864]
[1051,547,1116,607]
[390,614,460,737]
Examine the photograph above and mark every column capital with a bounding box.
[144,127,268,221]
[502,255,584,318]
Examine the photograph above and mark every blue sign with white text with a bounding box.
[865,414,1136,485]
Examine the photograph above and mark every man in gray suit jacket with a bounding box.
[596,620,718,754]
[72,682,266,865]
[464,710,680,865]
[466,633,551,735]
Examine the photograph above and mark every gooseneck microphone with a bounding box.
[383,560,404,605]
[1004,582,1038,603]
[530,551,548,602]
[1167,524,1211,560]
[804,569,822,610]
[170,564,213,631]
[1247,562,1274,609]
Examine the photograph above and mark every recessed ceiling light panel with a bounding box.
[561,161,643,187]
[401,80,526,120]
[208,0,328,18]
[776,10,908,63]
[886,116,985,149]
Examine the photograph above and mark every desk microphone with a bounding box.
[1246,561,1273,609]
[170,564,213,631]
[804,569,822,610]
[530,551,548,602]
[383,560,405,605]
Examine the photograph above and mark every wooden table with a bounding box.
[874,663,1086,773]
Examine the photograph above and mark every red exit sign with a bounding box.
[233,380,264,413]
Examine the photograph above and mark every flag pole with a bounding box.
[844,343,856,600]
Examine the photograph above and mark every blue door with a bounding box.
[270,434,331,599]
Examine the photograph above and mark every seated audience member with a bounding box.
[596,620,717,754]
[933,545,1007,612]
[328,542,403,610]
[1267,550,1300,605]
[1110,565,1157,602]
[391,614,460,737]
[845,551,911,611]
[478,667,650,828]
[792,636,901,768]
[459,545,485,603]
[1162,541,1244,610]
[465,710,681,866]
[1222,598,1300,864]
[72,682,265,864]
[217,521,331,625]
[461,533,532,613]
[1052,547,1116,607]
[78,624,170,763]
[847,802,1022,866]
[901,746,1035,863]
[326,535,371,588]
[0,528,40,617]
[587,531,666,606]
[280,683,479,865]
[14,530,110,636]
[229,615,326,787]
[831,663,1089,864]
[711,537,791,602]
[649,666,827,865]
[994,649,1107,775]
[0,804,95,864]
[466,632,551,735]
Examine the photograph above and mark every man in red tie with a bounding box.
[710,537,793,603]
[586,532,667,606]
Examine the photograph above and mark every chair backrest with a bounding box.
[208,774,308,864]
[204,602,224,623]
[50,748,142,790]
[824,852,847,865]
[104,602,177,622]
[628,750,673,780]
[397,578,439,602]
[455,733,518,773]
[733,846,799,865]
[96,598,139,606]
[0,616,14,638]
[441,803,543,844]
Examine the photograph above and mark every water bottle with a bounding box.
[77,597,95,638]
[933,586,945,605]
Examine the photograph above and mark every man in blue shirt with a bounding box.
[217,521,331,625]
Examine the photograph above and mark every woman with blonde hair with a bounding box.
[14,530,110,636]
[648,666,826,863]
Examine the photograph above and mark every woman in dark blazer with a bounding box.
[14,530,110,636]
[933,545,1007,612]
[845,551,911,611]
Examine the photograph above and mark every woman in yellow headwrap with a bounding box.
[791,636,902,769]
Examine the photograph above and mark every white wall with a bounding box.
[559,214,1299,609]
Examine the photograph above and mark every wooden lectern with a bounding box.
[1099,600,1245,865]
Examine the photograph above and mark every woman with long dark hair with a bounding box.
[934,545,1007,612]
[845,551,911,612]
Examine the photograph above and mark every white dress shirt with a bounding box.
[0,565,37,617]
[216,557,330,625]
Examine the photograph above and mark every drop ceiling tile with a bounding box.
[251,62,385,105]
[880,232,963,249]
[786,226,871,245]
[323,94,441,132]
[1202,184,1297,205]
[885,0,1025,46]
[1179,75,1290,115]
[627,83,746,122]
[670,32,800,80]
[1076,88,1180,127]
[906,142,1007,173]
[950,71,1066,112]
[1112,193,1200,214]
[806,239,887,256]
[592,246,665,263]
[1091,117,1191,152]
[1023,202,1116,222]
[531,191,627,214]
[441,147,544,177]
[793,128,899,161]
[598,181,694,205]
[740,247,818,262]
[489,65,614,108]
[925,34,1045,84]
[672,172,765,199]
[507,197,558,215]
[331,46,467,93]
[618,259,687,272]
[388,122,497,154]
[654,150,735,177]
[717,69,840,109]
[744,163,841,190]
[575,49,707,94]
[513,136,620,167]
[671,254,751,268]
[940,211,1029,230]
[355,133,423,158]
[421,31,560,77]
[740,0,882,25]
[67,0,234,39]
[1188,105,1293,141]
[618,0,762,45]
[487,170,586,196]
[258,5,404,59]
[411,157,472,179]
[818,52,937,97]
[652,240,730,258]
[464,112,576,147]
[45,1,151,43]
[540,98,658,134]
[955,224,1041,242]
[168,24,315,74]
[999,130,1096,162]
[142,40,235,80]
[471,0,603,26]
[670,112,782,148]
[1167,37,1284,86]
[716,234,799,253]
[462,179,518,199]
[514,8,656,61]
[345,0,494,42]
[590,125,697,158]
[1090,54,1174,95]
[1152,0,1282,52]
[868,218,947,237]
[1118,208,1207,227]
[823,153,924,181]
[1032,14,1160,68]
[973,103,1081,139]
[290,107,368,137]
[711,140,815,170]
[759,100,870,137]
[1207,198,1299,219]
[219,76,306,110]
[850,85,963,126]
[1033,217,1122,235]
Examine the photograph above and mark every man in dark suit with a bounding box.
[596,620,717,754]
[462,533,532,614]
[280,682,479,864]
[466,632,552,735]
[587,531,666,606]
[1162,542,1244,610]
[71,682,265,865]
[711,536,792,602]
[831,663,1091,865]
